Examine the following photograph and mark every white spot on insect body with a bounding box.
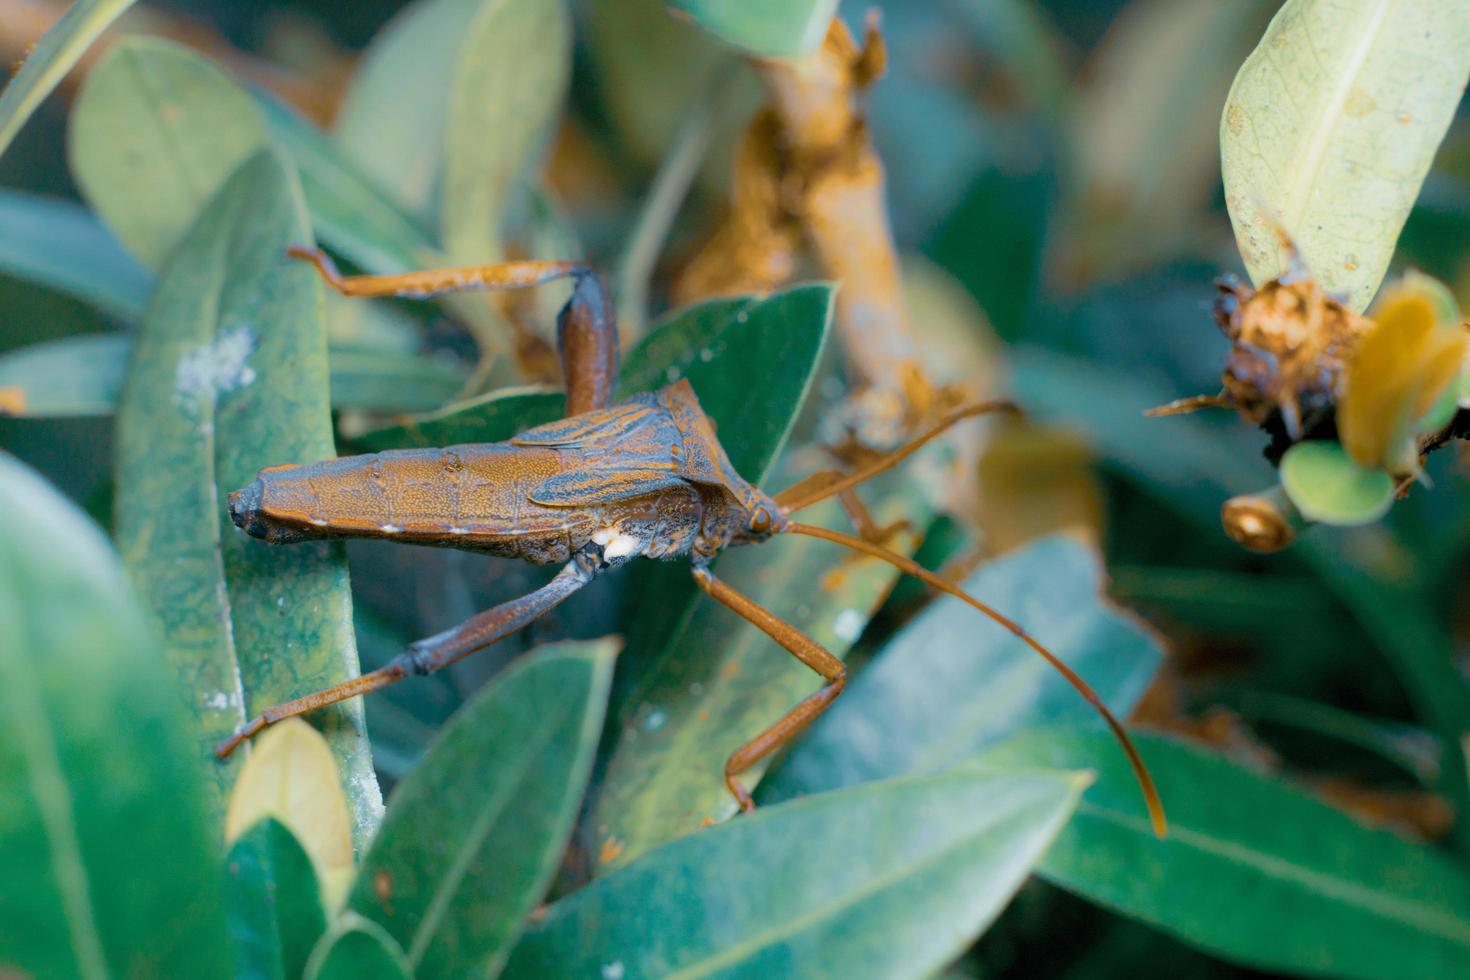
[380,524,403,533]
[174,323,258,417]
[593,526,645,561]
[833,608,864,643]
[450,527,469,535]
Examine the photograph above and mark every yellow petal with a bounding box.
[1338,280,1467,470]
[224,718,355,910]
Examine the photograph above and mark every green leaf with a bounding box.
[351,640,615,976]
[1222,0,1470,311]
[332,0,484,220]
[305,917,412,980]
[225,818,327,980]
[0,334,464,418]
[1280,440,1395,526]
[616,287,834,481]
[0,0,136,159]
[667,0,838,58]
[0,191,151,319]
[257,93,440,275]
[505,768,1084,978]
[441,0,571,270]
[112,149,382,843]
[69,37,268,271]
[977,730,1470,980]
[0,453,229,978]
[760,535,1164,801]
[351,388,566,453]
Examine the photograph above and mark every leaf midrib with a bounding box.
[1065,798,1470,947]
[663,785,1068,979]
[405,698,574,966]
[1280,0,1393,235]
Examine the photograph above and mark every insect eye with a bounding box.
[749,507,772,533]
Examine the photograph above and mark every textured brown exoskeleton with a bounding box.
[218,248,1166,836]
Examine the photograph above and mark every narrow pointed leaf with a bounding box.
[978,730,1470,980]
[0,454,229,977]
[505,769,1084,979]
[0,0,136,159]
[667,0,838,58]
[225,818,328,980]
[113,149,382,842]
[305,918,412,980]
[1222,0,1470,311]
[760,535,1164,801]
[441,0,571,275]
[0,191,151,319]
[350,640,616,977]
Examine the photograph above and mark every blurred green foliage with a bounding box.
[3,1,1470,978]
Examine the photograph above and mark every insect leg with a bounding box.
[216,554,601,758]
[691,566,846,812]
[288,247,617,415]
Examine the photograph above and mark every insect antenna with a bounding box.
[773,399,1021,514]
[784,520,1168,839]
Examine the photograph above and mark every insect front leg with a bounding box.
[288,247,618,414]
[691,565,847,812]
[216,551,602,758]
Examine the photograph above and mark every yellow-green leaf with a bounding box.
[1221,0,1470,311]
[225,720,355,912]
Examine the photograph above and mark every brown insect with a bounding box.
[217,248,1167,836]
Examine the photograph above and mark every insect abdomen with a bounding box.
[229,444,582,549]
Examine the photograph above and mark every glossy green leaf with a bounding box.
[0,191,151,319]
[257,93,440,275]
[351,640,615,976]
[305,917,412,980]
[351,388,566,453]
[112,149,382,842]
[0,0,136,159]
[506,768,1084,978]
[332,0,483,220]
[616,286,834,481]
[225,818,327,980]
[0,453,229,978]
[0,334,464,418]
[69,37,268,270]
[667,0,838,58]
[978,730,1470,979]
[1222,0,1470,311]
[1280,440,1395,526]
[441,0,571,271]
[760,535,1164,801]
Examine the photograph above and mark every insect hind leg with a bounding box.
[288,247,618,414]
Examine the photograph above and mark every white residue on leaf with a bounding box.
[602,962,625,980]
[174,323,259,414]
[644,707,668,732]
[203,690,240,711]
